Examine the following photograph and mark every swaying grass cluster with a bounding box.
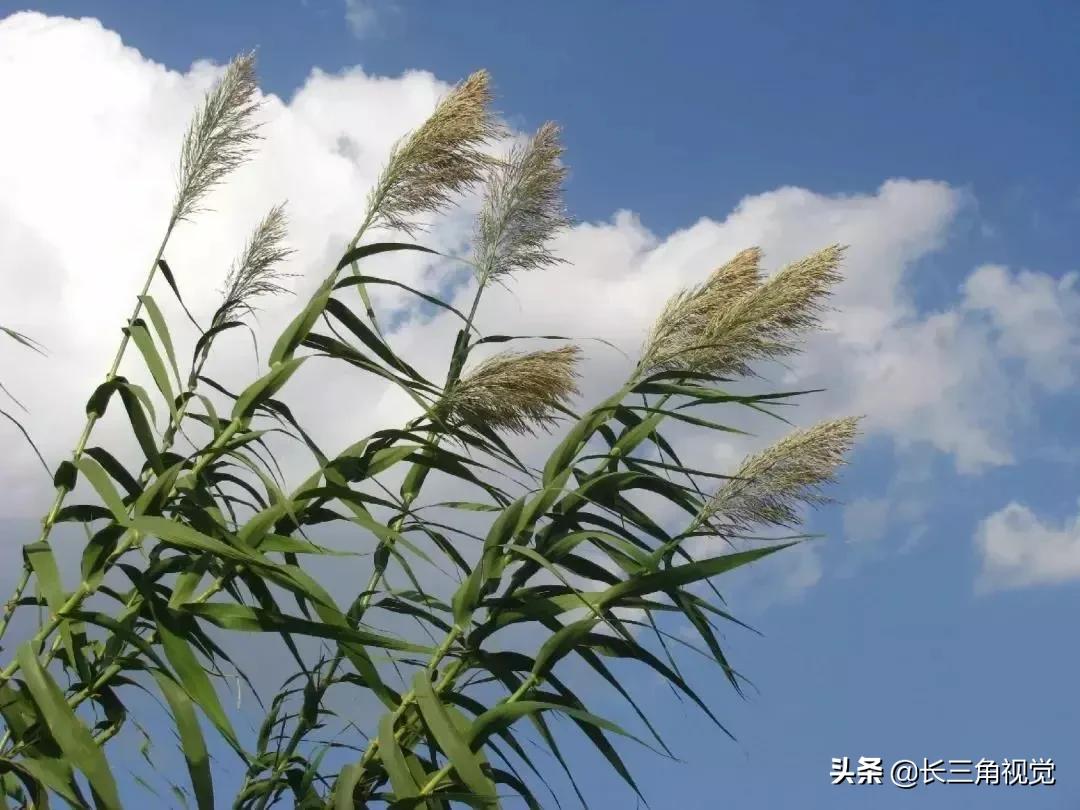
[0,49,860,810]
[364,70,501,236]
[0,50,265,649]
[641,244,845,377]
[438,345,581,434]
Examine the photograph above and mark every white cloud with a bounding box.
[843,497,890,544]
[778,543,824,596]
[1,12,1077,604]
[962,263,1080,391]
[344,0,390,39]
[975,501,1080,590]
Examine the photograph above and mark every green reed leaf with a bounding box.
[16,645,121,809]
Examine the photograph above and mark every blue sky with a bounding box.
[4,1,1080,807]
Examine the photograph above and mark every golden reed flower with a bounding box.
[641,244,846,378]
[703,416,861,532]
[439,346,581,435]
[365,70,502,236]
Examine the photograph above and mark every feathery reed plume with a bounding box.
[701,416,860,533]
[364,70,500,236]
[641,247,762,372]
[438,345,581,435]
[640,244,845,378]
[474,121,570,283]
[174,51,262,222]
[215,203,295,324]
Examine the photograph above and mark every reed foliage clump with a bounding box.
[0,51,858,810]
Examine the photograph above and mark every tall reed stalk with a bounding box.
[0,52,262,646]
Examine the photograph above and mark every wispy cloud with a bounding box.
[843,497,890,544]
[344,0,393,39]
[975,500,1080,591]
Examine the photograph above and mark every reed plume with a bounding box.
[438,345,581,435]
[364,70,500,236]
[216,204,295,325]
[174,51,262,223]
[473,121,570,283]
[702,416,861,533]
[640,244,845,378]
[161,206,294,455]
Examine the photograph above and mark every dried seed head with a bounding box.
[474,122,570,283]
[640,245,845,378]
[702,416,861,533]
[365,70,501,236]
[439,346,581,435]
[640,247,762,373]
[174,51,263,222]
[216,204,295,324]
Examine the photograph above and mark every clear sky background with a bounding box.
[2,1,1080,808]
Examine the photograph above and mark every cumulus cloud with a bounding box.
[975,501,1080,590]
[1,11,1076,603]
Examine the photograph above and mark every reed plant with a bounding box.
[0,52,858,809]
